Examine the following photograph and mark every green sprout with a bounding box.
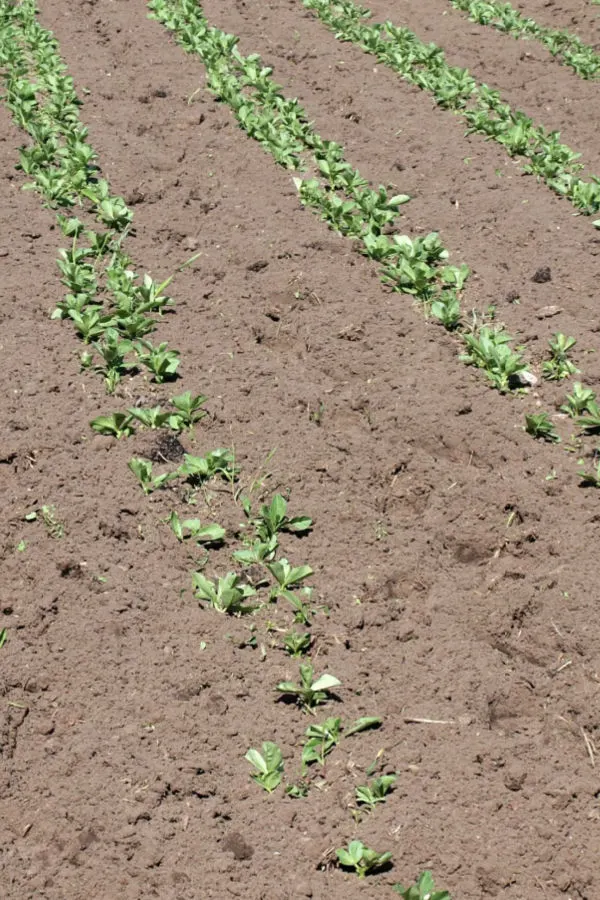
[245,741,284,793]
[525,412,560,443]
[393,870,451,899]
[336,840,392,878]
[276,661,340,711]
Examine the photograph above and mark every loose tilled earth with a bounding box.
[2,0,600,898]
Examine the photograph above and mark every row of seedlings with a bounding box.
[300,0,600,223]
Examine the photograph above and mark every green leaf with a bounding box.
[311,673,341,692]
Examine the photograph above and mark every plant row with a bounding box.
[448,0,600,80]
[0,0,195,398]
[0,0,451,894]
[301,0,600,222]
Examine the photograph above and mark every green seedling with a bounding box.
[355,774,397,810]
[168,510,225,543]
[286,781,310,798]
[578,457,600,487]
[128,457,176,494]
[135,339,180,383]
[302,714,381,768]
[281,587,314,625]
[393,870,451,899]
[460,326,528,391]
[336,841,392,879]
[128,405,173,430]
[170,390,208,428]
[90,412,135,438]
[69,307,114,343]
[245,741,284,793]
[250,493,313,541]
[25,505,65,539]
[276,661,340,710]
[561,382,596,417]
[283,631,312,657]
[177,449,237,485]
[542,333,578,380]
[116,312,156,340]
[233,535,279,565]
[576,399,600,432]
[192,571,257,614]
[0,629,7,649]
[267,559,313,594]
[92,328,136,392]
[525,412,560,443]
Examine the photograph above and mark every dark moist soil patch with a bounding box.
[1,1,600,899]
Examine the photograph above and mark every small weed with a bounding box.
[0,629,7,649]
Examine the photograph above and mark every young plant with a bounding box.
[168,510,225,544]
[276,661,340,711]
[135,339,180,383]
[575,399,600,432]
[128,405,173,430]
[525,412,560,442]
[267,559,313,595]
[90,412,135,438]
[336,841,392,879]
[192,572,256,614]
[393,870,451,899]
[282,630,312,657]
[128,457,176,494]
[355,774,397,810]
[578,457,600,487]
[542,333,578,380]
[170,390,208,428]
[233,535,279,566]
[25,505,65,539]
[250,493,312,541]
[178,449,237,485]
[460,326,528,391]
[245,741,284,793]
[561,382,596,417]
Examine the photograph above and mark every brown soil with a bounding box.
[2,0,600,898]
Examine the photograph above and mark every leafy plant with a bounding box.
[461,326,528,391]
[355,774,397,810]
[576,399,600,432]
[90,412,135,438]
[245,741,284,793]
[168,510,225,543]
[128,457,176,494]
[525,412,560,443]
[249,493,312,541]
[170,390,208,428]
[135,339,180,382]
[25,505,65,539]
[282,631,312,657]
[178,449,237,485]
[336,840,392,878]
[542,333,578,380]
[192,572,257,614]
[561,382,596,417]
[302,715,381,769]
[393,870,451,899]
[276,661,340,710]
[128,405,173,430]
[578,457,600,487]
[267,559,313,594]
[233,535,278,566]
